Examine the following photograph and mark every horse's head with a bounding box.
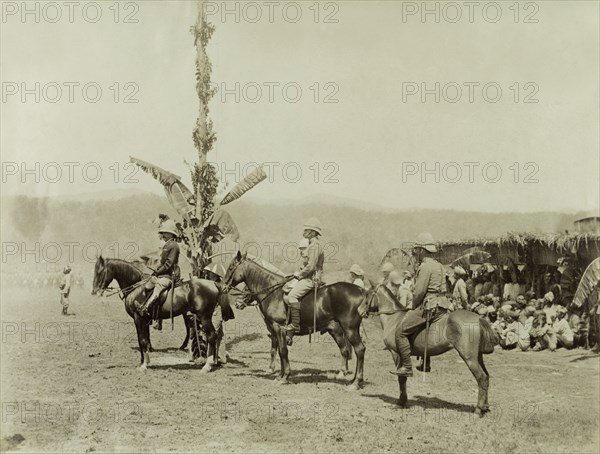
[360,284,403,317]
[91,255,112,296]
[224,251,248,290]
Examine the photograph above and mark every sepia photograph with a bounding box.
[1,1,599,452]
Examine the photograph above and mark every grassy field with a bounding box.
[1,287,598,453]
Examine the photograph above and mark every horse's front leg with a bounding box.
[180,314,191,350]
[273,324,291,384]
[266,323,278,374]
[344,326,365,390]
[199,316,217,373]
[134,313,151,370]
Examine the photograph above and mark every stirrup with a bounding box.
[390,367,413,377]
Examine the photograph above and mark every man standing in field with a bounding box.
[59,265,72,315]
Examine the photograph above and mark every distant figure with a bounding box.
[59,265,72,315]
[553,307,574,349]
[349,264,365,289]
[385,270,403,299]
[452,266,469,310]
[379,262,395,285]
[398,271,414,309]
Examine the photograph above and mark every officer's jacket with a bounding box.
[412,257,447,310]
[155,239,180,278]
[297,237,324,280]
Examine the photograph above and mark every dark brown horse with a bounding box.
[363,284,497,415]
[91,256,222,372]
[224,252,367,388]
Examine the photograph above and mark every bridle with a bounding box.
[362,284,408,317]
[223,257,293,305]
[94,262,150,299]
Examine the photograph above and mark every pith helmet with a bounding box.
[158,219,178,236]
[388,270,403,285]
[453,265,466,276]
[63,265,71,273]
[415,232,437,253]
[303,217,322,235]
[204,262,226,279]
[298,238,309,249]
[349,264,364,276]
[380,262,395,272]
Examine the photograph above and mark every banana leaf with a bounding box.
[130,156,195,220]
[219,165,266,206]
[572,258,600,308]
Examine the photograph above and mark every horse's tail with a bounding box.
[479,317,498,354]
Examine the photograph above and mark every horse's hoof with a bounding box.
[336,371,346,380]
[138,364,147,372]
[265,368,276,374]
[347,382,360,391]
[199,365,212,374]
[398,396,408,408]
[277,378,290,385]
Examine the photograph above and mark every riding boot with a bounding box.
[138,290,160,316]
[153,319,162,331]
[416,356,431,372]
[394,336,413,377]
[285,303,301,345]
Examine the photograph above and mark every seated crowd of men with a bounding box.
[344,261,599,353]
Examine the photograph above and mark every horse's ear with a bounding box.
[236,250,242,261]
[242,251,248,259]
[98,255,104,265]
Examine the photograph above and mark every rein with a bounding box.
[223,258,293,303]
[102,277,151,298]
[364,284,409,317]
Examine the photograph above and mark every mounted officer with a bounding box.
[394,232,449,376]
[138,219,181,330]
[285,218,325,345]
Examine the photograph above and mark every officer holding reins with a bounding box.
[394,232,449,377]
[138,219,181,330]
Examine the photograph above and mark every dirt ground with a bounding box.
[1,287,599,453]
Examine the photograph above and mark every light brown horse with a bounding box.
[363,285,497,415]
[91,256,223,372]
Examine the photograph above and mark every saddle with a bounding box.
[407,309,449,344]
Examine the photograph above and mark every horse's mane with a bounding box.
[245,255,286,277]
[105,258,146,278]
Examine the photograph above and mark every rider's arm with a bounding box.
[156,243,178,275]
[297,244,318,279]
[412,262,432,309]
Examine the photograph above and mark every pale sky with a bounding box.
[1,0,599,213]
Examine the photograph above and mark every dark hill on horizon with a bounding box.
[0,191,587,275]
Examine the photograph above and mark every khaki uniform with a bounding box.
[288,238,324,305]
[397,257,448,339]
